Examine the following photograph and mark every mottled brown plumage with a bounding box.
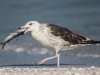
[47,24,100,45]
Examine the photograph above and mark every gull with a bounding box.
[19,21,100,66]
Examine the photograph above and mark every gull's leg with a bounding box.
[36,51,60,66]
[57,52,60,67]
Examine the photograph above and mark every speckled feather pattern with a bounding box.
[28,22,100,52]
[31,23,80,51]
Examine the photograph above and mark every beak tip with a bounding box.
[18,26,25,30]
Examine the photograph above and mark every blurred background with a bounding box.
[0,0,100,66]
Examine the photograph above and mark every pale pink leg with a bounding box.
[36,52,60,66]
[57,53,60,67]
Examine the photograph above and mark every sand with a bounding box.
[0,66,100,75]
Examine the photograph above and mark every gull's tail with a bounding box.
[81,40,100,45]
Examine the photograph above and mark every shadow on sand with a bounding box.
[0,63,86,67]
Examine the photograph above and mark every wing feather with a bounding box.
[47,24,87,44]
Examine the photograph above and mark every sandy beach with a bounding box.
[0,66,100,75]
[0,49,100,75]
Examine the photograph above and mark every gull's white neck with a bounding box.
[30,23,42,41]
[30,23,51,47]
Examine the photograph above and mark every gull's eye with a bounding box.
[29,23,33,26]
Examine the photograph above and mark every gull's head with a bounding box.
[19,21,40,34]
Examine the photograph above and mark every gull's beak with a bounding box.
[24,27,30,34]
[19,26,30,34]
[24,30,28,34]
[19,26,25,30]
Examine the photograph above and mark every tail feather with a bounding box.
[81,40,100,44]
